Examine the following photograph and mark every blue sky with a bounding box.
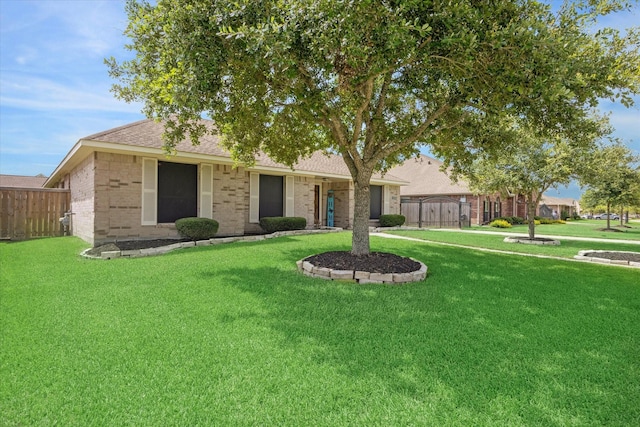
[1,0,638,200]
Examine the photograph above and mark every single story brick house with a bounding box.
[538,195,580,219]
[44,119,405,245]
[388,155,527,225]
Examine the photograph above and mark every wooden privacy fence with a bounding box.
[401,196,472,228]
[0,188,71,240]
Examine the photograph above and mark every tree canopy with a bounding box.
[107,0,640,255]
[579,142,640,228]
[460,115,610,238]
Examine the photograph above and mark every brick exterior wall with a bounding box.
[242,173,317,233]
[93,152,182,244]
[67,150,403,244]
[213,164,247,236]
[503,194,528,218]
[294,176,314,223]
[388,185,401,214]
[70,155,259,244]
[69,153,95,244]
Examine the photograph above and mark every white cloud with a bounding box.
[0,73,142,113]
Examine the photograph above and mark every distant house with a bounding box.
[0,174,47,189]
[44,119,406,245]
[388,155,527,226]
[538,195,580,219]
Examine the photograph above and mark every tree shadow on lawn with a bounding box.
[196,239,639,424]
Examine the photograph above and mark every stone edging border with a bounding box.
[81,228,344,260]
[574,250,640,268]
[503,236,561,245]
[296,257,428,285]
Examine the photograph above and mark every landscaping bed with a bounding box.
[576,250,640,266]
[84,239,190,257]
[304,251,420,274]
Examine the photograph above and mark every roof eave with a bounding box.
[45,139,408,186]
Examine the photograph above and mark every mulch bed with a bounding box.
[583,251,640,263]
[304,251,421,274]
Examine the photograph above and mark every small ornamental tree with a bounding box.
[459,116,609,239]
[107,0,640,255]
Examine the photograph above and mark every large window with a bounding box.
[259,174,284,218]
[157,161,197,223]
[370,185,382,219]
[249,173,294,223]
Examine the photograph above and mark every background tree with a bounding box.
[107,0,640,255]
[580,190,606,216]
[460,116,608,239]
[579,143,640,229]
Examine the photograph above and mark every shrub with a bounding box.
[511,216,526,225]
[259,217,307,233]
[494,216,525,225]
[379,214,406,227]
[175,217,219,240]
[538,218,566,225]
[489,219,512,228]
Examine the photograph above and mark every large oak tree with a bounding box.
[107,0,639,255]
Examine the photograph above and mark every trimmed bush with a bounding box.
[175,217,219,240]
[259,217,307,233]
[379,214,406,227]
[538,218,567,225]
[489,219,512,228]
[495,216,525,225]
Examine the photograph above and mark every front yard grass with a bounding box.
[2,234,639,425]
[470,220,640,241]
[386,229,640,259]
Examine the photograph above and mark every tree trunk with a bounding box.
[351,176,372,256]
[527,200,537,239]
[606,202,611,229]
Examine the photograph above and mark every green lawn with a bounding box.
[469,219,640,241]
[2,234,639,426]
[386,229,640,259]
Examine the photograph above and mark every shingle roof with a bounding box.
[540,195,578,206]
[387,154,471,196]
[0,174,47,189]
[81,119,404,182]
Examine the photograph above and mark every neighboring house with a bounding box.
[538,195,580,219]
[0,174,47,189]
[388,155,527,225]
[44,119,405,245]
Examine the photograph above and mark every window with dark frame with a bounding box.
[157,161,197,223]
[370,185,382,220]
[259,174,284,218]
